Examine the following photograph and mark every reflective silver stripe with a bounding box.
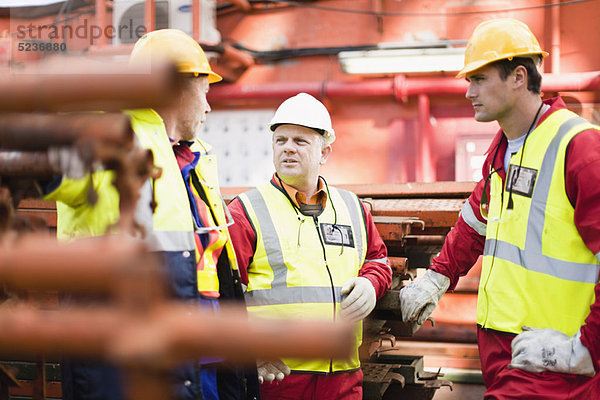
[135,180,195,252]
[484,238,599,284]
[244,188,288,288]
[366,257,388,264]
[596,251,600,264]
[146,230,195,252]
[525,116,587,252]
[337,189,365,263]
[460,200,487,236]
[245,286,342,306]
[488,116,600,284]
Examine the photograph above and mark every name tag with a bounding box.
[506,164,538,198]
[320,223,355,247]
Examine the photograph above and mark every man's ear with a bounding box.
[513,65,528,90]
[320,145,332,165]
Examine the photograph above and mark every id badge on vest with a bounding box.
[320,223,355,247]
[506,164,537,197]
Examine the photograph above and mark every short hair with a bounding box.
[491,57,542,94]
[315,129,328,149]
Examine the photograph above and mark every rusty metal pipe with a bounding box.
[0,63,182,112]
[0,306,118,358]
[0,304,353,365]
[403,235,446,246]
[0,151,55,177]
[114,304,354,366]
[0,235,159,293]
[0,113,133,151]
[388,257,408,275]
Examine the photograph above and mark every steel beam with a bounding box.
[371,199,465,229]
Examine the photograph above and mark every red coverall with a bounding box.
[228,175,392,400]
[432,97,600,399]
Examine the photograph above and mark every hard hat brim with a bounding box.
[456,50,549,79]
[208,71,222,83]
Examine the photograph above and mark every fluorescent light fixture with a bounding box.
[339,46,466,75]
[0,0,66,6]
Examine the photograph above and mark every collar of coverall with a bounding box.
[273,173,328,209]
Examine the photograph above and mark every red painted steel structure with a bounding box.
[57,1,600,184]
[144,0,155,33]
[94,0,107,47]
[417,94,435,182]
[207,72,600,182]
[8,0,600,185]
[207,72,600,103]
[192,0,201,42]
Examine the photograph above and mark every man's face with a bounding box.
[178,76,211,141]
[465,65,513,123]
[272,124,331,189]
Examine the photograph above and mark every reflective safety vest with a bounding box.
[127,109,239,297]
[45,171,121,241]
[47,109,239,297]
[238,182,368,373]
[479,108,600,336]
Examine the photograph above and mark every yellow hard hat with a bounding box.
[456,18,548,79]
[130,28,222,83]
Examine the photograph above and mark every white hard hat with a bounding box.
[268,93,336,144]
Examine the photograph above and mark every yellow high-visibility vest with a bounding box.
[128,109,240,295]
[238,182,368,373]
[479,108,600,336]
[47,109,239,295]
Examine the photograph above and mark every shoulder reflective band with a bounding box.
[243,188,288,289]
[337,189,365,263]
[461,200,487,236]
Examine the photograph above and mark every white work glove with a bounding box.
[508,327,595,376]
[340,277,376,322]
[399,269,450,325]
[257,359,291,384]
[47,146,87,179]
